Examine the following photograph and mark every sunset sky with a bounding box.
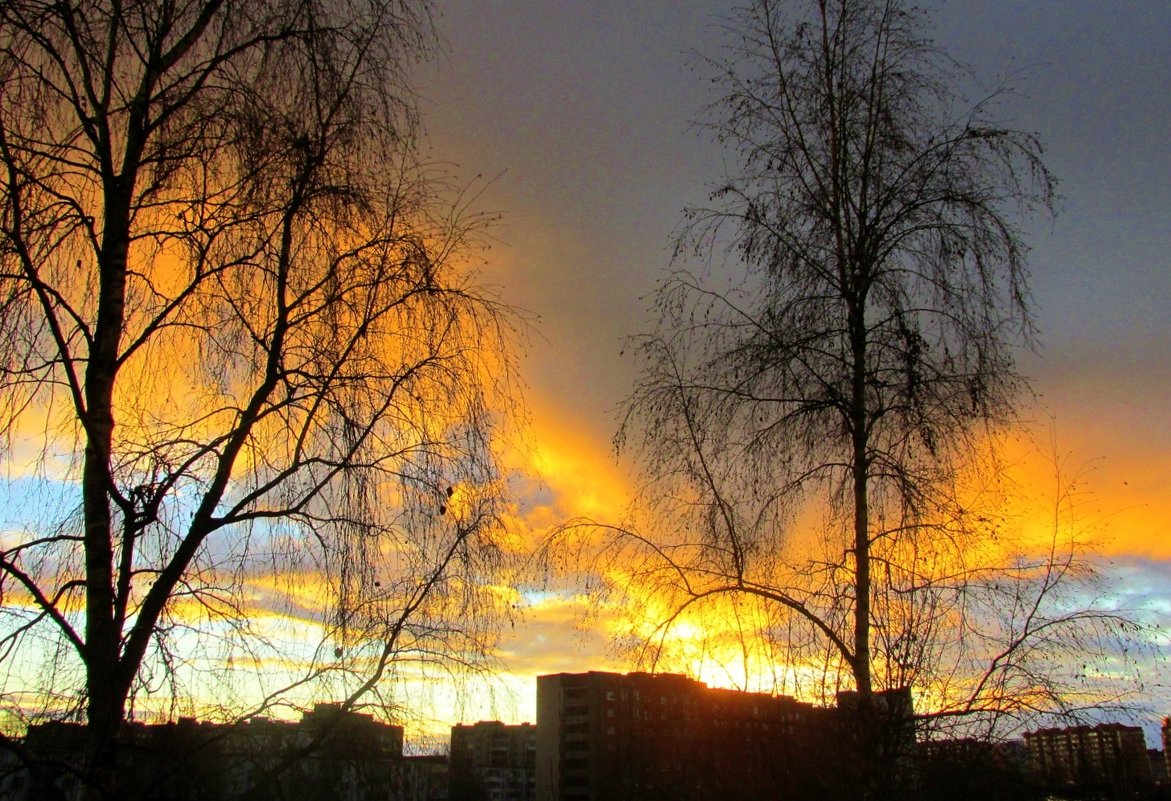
[411,0,1171,739]
[3,0,1166,752]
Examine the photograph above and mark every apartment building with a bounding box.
[535,671,911,801]
[450,720,537,801]
[1024,722,1152,793]
[1,703,405,801]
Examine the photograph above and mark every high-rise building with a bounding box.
[450,720,537,801]
[1024,722,1152,793]
[535,671,910,801]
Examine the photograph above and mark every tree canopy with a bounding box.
[0,0,522,789]
[593,0,1139,774]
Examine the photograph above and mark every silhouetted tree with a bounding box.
[0,1,521,796]
[557,0,1141,798]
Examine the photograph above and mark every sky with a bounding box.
[412,0,1171,739]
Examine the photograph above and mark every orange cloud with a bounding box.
[505,396,632,532]
[990,422,1171,561]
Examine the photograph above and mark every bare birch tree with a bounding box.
[585,0,1141,797]
[0,0,521,794]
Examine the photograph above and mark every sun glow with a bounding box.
[524,405,630,524]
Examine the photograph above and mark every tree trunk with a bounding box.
[849,289,875,801]
[82,176,134,799]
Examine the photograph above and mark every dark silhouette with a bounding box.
[577,0,1138,798]
[0,1,520,796]
[1,705,407,801]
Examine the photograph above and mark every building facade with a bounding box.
[450,720,536,801]
[1024,722,1152,794]
[0,703,405,801]
[534,671,911,801]
[1163,717,1171,785]
[398,754,451,801]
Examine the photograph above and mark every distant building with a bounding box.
[399,754,451,801]
[534,671,913,801]
[1163,717,1171,784]
[450,720,536,801]
[1148,748,1167,785]
[0,703,406,801]
[915,738,1033,801]
[1024,722,1152,794]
